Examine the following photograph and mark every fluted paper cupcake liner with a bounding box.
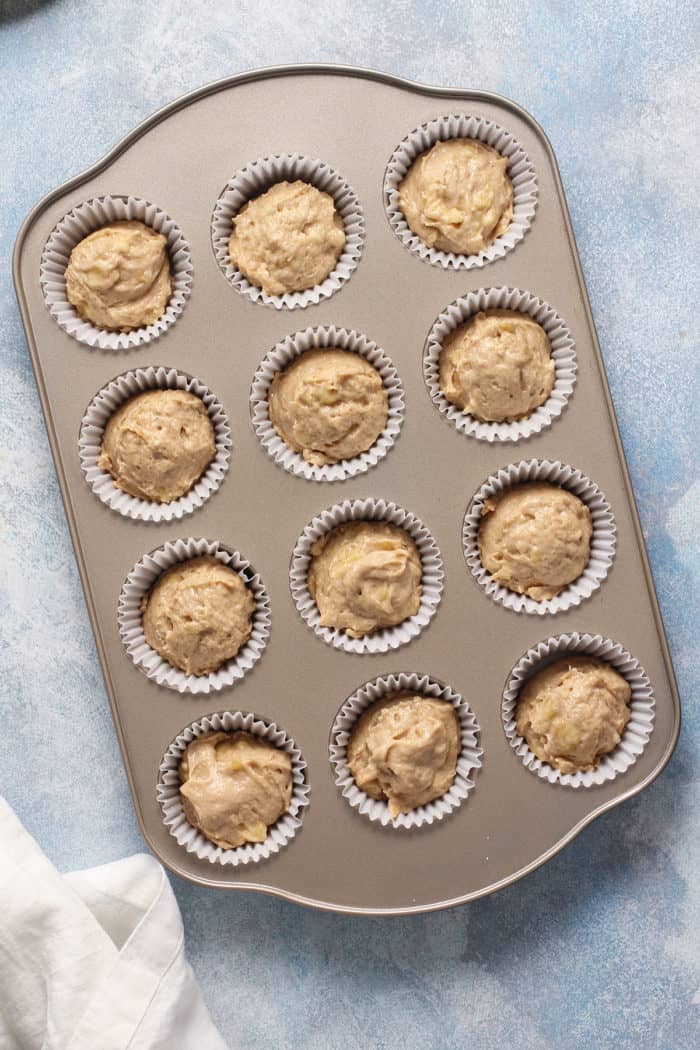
[502,633,655,788]
[118,538,270,694]
[424,287,577,442]
[40,195,193,350]
[384,114,538,270]
[290,499,444,654]
[79,367,231,522]
[157,710,309,865]
[462,459,616,615]
[330,672,482,829]
[250,326,405,482]
[211,154,364,309]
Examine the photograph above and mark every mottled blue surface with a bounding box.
[1,2,698,1047]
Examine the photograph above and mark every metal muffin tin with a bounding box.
[13,65,680,915]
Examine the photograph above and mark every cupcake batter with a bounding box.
[142,555,254,676]
[515,657,631,774]
[65,220,171,330]
[398,138,513,255]
[440,310,554,422]
[347,694,460,816]
[228,180,345,295]
[269,349,388,465]
[478,483,592,601]
[179,731,292,848]
[99,389,216,503]
[307,521,422,638]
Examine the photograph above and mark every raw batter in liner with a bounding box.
[440,310,554,422]
[398,139,513,255]
[307,521,422,638]
[228,180,345,295]
[347,694,460,816]
[98,389,216,503]
[179,731,292,848]
[269,348,388,466]
[515,657,631,774]
[478,483,592,601]
[65,220,171,331]
[141,555,255,676]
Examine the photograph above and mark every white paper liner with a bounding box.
[330,672,482,829]
[40,195,193,350]
[79,367,232,522]
[384,114,538,270]
[462,459,616,616]
[250,326,405,482]
[118,538,270,694]
[502,633,655,788]
[211,154,365,309]
[157,710,309,865]
[424,287,577,443]
[290,499,444,654]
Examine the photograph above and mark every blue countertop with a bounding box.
[1,2,698,1047]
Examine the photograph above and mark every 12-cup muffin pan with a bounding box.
[14,65,681,914]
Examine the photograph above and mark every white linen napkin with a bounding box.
[0,798,228,1050]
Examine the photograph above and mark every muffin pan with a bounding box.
[14,65,680,914]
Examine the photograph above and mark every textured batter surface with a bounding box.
[269,349,388,465]
[141,555,254,675]
[440,309,554,422]
[2,4,698,1049]
[65,220,171,330]
[478,484,593,600]
[398,138,513,254]
[348,695,460,816]
[516,658,632,774]
[308,521,422,637]
[180,732,292,849]
[99,389,216,502]
[228,180,345,295]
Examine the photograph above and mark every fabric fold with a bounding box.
[0,798,227,1050]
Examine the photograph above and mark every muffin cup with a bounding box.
[330,672,482,829]
[157,710,309,865]
[211,154,365,309]
[118,538,270,694]
[424,287,577,442]
[79,367,232,522]
[250,325,405,482]
[462,459,616,615]
[502,633,655,788]
[290,499,444,654]
[40,195,193,350]
[384,114,538,270]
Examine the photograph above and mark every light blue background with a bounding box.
[1,2,698,1047]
